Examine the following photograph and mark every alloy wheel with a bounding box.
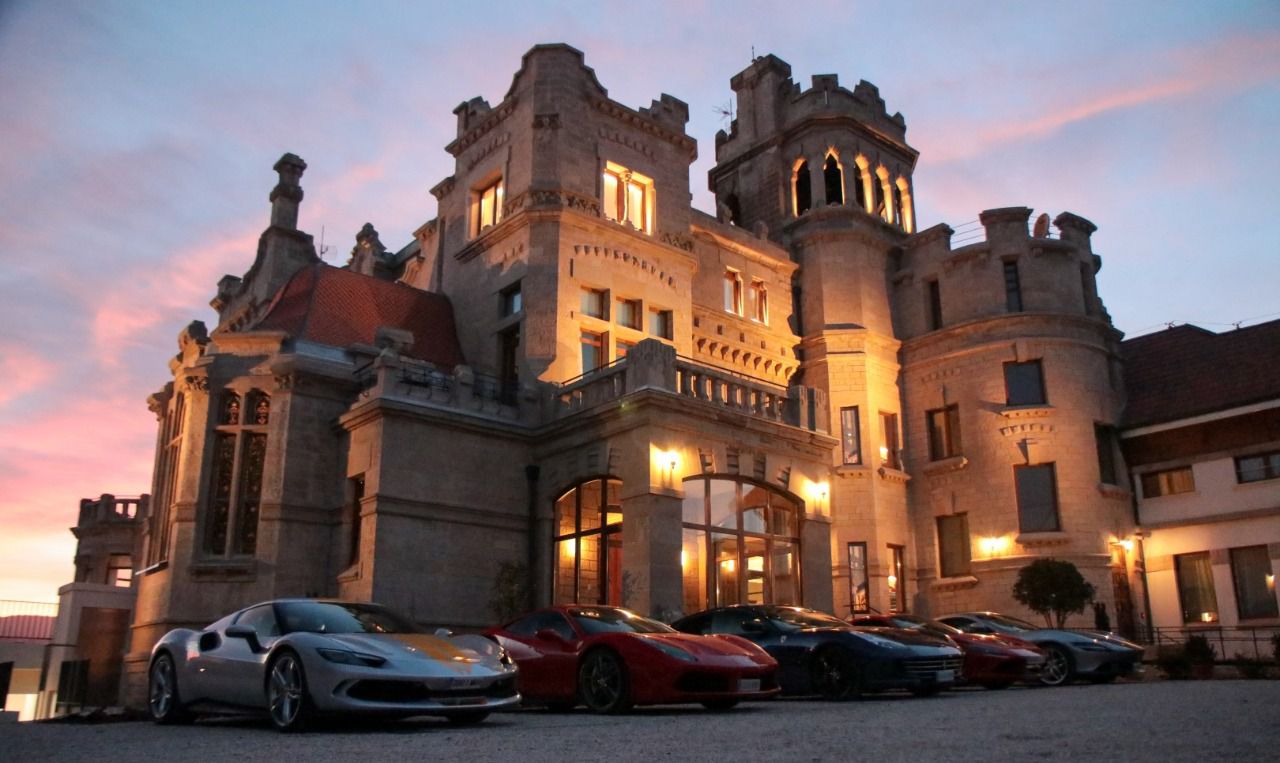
[149,655,175,720]
[579,651,630,713]
[813,648,859,700]
[1039,646,1072,686]
[268,653,306,729]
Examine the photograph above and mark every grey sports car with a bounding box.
[936,611,1143,686]
[147,599,520,730]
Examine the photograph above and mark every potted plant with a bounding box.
[1184,634,1216,679]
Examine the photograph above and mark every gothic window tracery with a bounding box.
[202,389,270,557]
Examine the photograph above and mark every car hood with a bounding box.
[846,626,955,648]
[954,632,1040,651]
[638,632,771,660]
[311,632,500,665]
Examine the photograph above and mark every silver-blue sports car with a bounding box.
[147,599,520,730]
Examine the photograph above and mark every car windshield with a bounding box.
[766,607,849,631]
[276,601,424,635]
[570,607,675,634]
[978,613,1039,631]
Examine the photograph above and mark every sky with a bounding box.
[0,1,1277,604]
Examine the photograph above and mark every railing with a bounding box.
[950,220,986,246]
[77,494,147,527]
[675,358,787,422]
[358,359,519,410]
[1153,625,1280,662]
[552,359,628,416]
[0,600,58,640]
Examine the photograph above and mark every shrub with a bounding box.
[1011,558,1096,628]
[1234,653,1268,680]
[1155,646,1192,680]
[1184,634,1216,664]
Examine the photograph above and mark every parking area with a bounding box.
[5,680,1278,762]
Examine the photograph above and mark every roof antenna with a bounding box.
[751,45,756,61]
[319,225,330,260]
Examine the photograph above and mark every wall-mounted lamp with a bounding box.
[979,536,1010,557]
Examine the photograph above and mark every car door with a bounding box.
[201,604,280,708]
[499,611,580,701]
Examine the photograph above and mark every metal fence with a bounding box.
[0,600,58,640]
[1153,625,1280,663]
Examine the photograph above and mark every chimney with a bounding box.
[270,153,307,230]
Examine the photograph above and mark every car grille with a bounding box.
[675,671,777,693]
[347,675,517,703]
[902,656,964,676]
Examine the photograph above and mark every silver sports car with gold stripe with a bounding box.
[147,599,520,731]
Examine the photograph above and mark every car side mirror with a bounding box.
[226,624,264,654]
[434,628,454,638]
[535,628,569,644]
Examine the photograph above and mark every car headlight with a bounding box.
[317,648,387,667]
[647,640,698,662]
[498,647,514,667]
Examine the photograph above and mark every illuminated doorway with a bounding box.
[553,479,623,605]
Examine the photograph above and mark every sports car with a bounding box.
[851,613,1046,689]
[485,605,779,713]
[147,599,520,730]
[675,605,964,699]
[936,611,1143,686]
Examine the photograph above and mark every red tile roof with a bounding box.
[255,264,464,368]
[1122,320,1280,429]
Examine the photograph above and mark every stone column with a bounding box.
[620,492,683,619]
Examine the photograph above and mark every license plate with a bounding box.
[442,696,486,706]
[738,678,761,693]
[935,669,955,683]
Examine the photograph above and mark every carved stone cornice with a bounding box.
[589,97,697,159]
[659,231,694,252]
[183,375,210,394]
[445,97,518,157]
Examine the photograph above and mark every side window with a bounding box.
[235,604,280,638]
[507,611,575,641]
[712,609,766,636]
[676,613,711,635]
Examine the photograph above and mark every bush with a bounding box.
[1155,646,1192,680]
[1184,634,1216,664]
[1234,653,1269,680]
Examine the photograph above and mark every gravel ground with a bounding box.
[5,681,1278,762]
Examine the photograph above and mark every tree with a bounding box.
[488,562,530,623]
[1012,558,1096,628]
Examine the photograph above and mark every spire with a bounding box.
[269,153,307,230]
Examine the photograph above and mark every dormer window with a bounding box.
[472,177,504,237]
[602,162,653,234]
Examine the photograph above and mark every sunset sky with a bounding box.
[1,1,1277,603]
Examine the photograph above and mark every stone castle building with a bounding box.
[119,44,1150,703]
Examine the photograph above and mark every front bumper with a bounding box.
[632,662,780,706]
[1072,648,1140,678]
[865,655,965,692]
[312,665,522,716]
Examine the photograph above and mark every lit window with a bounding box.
[840,407,861,465]
[472,177,504,236]
[648,308,673,340]
[616,298,641,330]
[1004,360,1046,406]
[793,159,812,216]
[1235,450,1280,484]
[724,270,743,316]
[879,412,900,470]
[500,281,522,317]
[1141,467,1195,498]
[1230,545,1279,620]
[1014,463,1060,533]
[748,280,768,323]
[602,162,653,233]
[580,288,607,319]
[926,405,962,461]
[580,330,605,374]
[936,515,970,578]
[1175,552,1218,624]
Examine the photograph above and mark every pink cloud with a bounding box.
[0,343,57,410]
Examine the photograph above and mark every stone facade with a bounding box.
[115,44,1146,706]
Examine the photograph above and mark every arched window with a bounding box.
[823,155,843,206]
[793,160,812,216]
[681,477,802,612]
[724,193,742,225]
[553,478,623,605]
[851,163,867,211]
[893,185,905,230]
[203,390,269,557]
[873,173,887,221]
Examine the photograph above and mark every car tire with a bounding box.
[1039,645,1074,687]
[811,647,861,701]
[444,710,491,725]
[578,649,633,714]
[701,699,739,711]
[148,652,193,724]
[266,649,314,732]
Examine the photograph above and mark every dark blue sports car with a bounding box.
[674,605,963,699]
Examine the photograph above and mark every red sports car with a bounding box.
[486,605,779,713]
[851,614,1045,689]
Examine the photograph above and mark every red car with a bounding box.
[851,614,1045,689]
[486,605,779,713]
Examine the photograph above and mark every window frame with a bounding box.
[1140,466,1195,498]
[1014,463,1061,533]
[499,281,522,318]
[839,406,862,465]
[723,269,744,316]
[648,307,673,340]
[1235,450,1280,484]
[580,287,608,320]
[1095,423,1119,485]
[879,411,900,470]
[936,513,971,578]
[748,279,768,324]
[1174,551,1219,624]
[926,279,943,331]
[1003,259,1023,312]
[201,390,270,558]
[1229,545,1279,620]
[615,297,641,330]
[926,404,962,461]
[580,330,606,375]
[471,176,505,237]
[1004,360,1047,406]
[602,162,654,234]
